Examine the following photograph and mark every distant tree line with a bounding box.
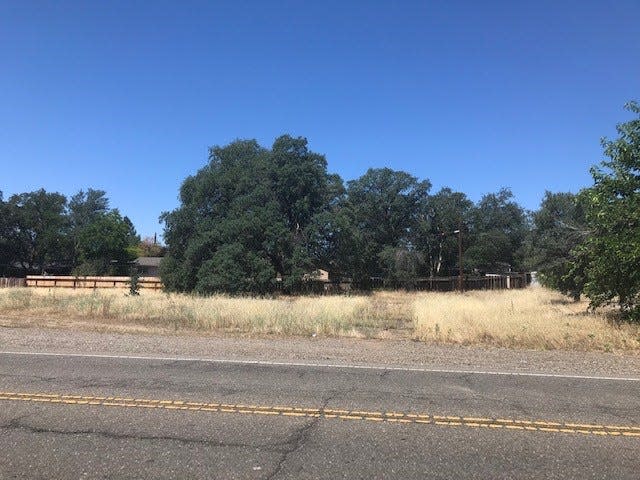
[3,104,637,319]
[0,189,141,276]
[162,102,640,320]
[161,135,528,295]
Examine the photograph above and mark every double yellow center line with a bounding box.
[1,391,639,437]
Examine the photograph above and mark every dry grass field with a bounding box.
[0,287,638,352]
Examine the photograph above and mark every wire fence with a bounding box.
[329,274,530,293]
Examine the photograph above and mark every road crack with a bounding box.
[265,394,334,480]
[0,420,287,451]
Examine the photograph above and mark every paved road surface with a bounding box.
[0,351,639,479]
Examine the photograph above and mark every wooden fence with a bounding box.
[0,278,26,288]
[19,274,528,293]
[25,275,163,290]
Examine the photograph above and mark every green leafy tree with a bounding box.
[75,210,138,275]
[68,189,109,228]
[465,188,527,273]
[342,168,431,285]
[0,188,138,277]
[196,243,276,295]
[161,136,342,294]
[269,135,343,290]
[68,189,110,268]
[576,102,640,319]
[161,139,281,293]
[378,246,424,288]
[0,192,18,275]
[304,205,352,281]
[415,188,473,277]
[526,191,587,299]
[7,189,69,273]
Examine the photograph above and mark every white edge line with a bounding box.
[0,350,639,382]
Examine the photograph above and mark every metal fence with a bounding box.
[335,274,530,293]
[413,274,529,291]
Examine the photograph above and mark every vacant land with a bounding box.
[0,287,638,352]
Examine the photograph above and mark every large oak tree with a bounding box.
[161,135,343,294]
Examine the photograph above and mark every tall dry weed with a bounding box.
[412,288,640,351]
[1,287,639,351]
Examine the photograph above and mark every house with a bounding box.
[302,269,330,282]
[134,257,163,276]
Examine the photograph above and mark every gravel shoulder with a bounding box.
[1,324,638,378]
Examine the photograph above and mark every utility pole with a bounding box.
[454,219,463,292]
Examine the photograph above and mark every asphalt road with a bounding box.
[0,351,639,479]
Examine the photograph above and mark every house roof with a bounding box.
[302,269,330,282]
[135,257,163,267]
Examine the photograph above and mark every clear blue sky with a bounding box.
[1,1,638,239]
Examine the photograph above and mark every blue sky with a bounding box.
[1,0,638,239]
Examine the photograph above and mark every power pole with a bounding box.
[457,219,463,292]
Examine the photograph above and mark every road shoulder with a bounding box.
[1,325,638,378]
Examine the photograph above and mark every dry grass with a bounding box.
[413,288,640,352]
[0,287,638,352]
[0,288,409,338]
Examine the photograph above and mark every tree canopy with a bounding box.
[0,188,140,276]
[6,107,640,320]
[465,188,528,273]
[525,191,586,299]
[161,136,530,293]
[342,168,431,285]
[5,189,68,273]
[525,102,640,319]
[574,102,640,318]
[161,136,343,294]
[415,188,473,277]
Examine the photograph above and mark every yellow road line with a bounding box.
[0,391,638,438]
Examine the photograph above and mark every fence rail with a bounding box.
[342,274,529,293]
[411,274,528,291]
[0,278,26,288]
[25,276,163,290]
[20,274,528,293]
